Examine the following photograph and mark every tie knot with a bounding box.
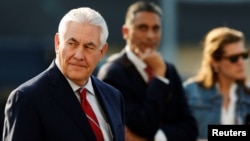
[144,66,153,82]
[144,66,152,73]
[79,88,87,100]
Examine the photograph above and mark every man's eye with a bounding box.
[68,42,75,45]
[85,46,94,50]
[138,26,147,31]
[84,44,95,50]
[68,42,78,47]
[153,26,160,32]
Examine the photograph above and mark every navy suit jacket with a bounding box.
[2,60,125,141]
[97,49,198,141]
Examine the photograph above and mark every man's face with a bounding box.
[55,22,108,86]
[123,11,161,54]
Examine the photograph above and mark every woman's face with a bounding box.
[213,41,249,82]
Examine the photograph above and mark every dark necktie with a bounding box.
[144,66,153,82]
[79,88,104,141]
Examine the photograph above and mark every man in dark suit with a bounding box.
[97,1,198,141]
[2,7,125,141]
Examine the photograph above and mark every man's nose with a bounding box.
[74,47,85,60]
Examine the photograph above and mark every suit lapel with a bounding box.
[91,76,119,140]
[118,51,146,84]
[118,52,148,97]
[47,61,96,140]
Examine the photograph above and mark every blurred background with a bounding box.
[0,0,250,138]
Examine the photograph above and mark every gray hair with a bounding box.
[58,7,109,47]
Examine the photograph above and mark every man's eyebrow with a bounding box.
[137,24,147,27]
[67,37,78,43]
[84,42,97,47]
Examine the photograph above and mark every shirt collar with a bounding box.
[55,58,95,95]
[125,45,147,70]
[67,77,94,95]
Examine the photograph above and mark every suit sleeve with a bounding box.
[160,63,198,141]
[3,90,44,141]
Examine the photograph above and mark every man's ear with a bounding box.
[100,43,109,60]
[122,25,129,40]
[54,33,60,54]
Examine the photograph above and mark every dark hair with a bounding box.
[124,1,162,26]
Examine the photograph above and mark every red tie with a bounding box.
[144,66,153,82]
[79,88,104,141]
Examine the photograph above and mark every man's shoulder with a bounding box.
[165,61,176,69]
[92,76,120,93]
[99,51,129,71]
[106,50,126,62]
[107,53,122,62]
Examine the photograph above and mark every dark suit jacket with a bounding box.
[97,49,198,141]
[2,60,125,141]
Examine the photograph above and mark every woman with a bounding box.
[183,26,250,139]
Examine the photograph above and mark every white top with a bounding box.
[220,83,241,124]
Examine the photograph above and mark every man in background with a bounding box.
[97,1,198,141]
